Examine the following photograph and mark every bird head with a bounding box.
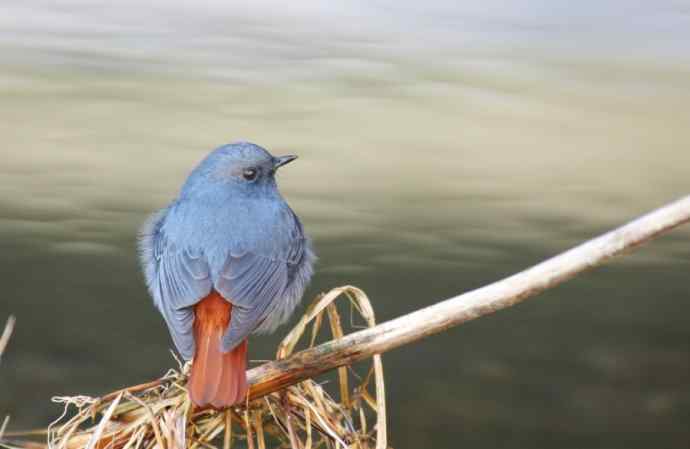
[181,142,297,199]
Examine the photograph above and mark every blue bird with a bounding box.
[138,142,315,408]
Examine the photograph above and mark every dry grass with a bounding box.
[2,287,387,449]
[0,316,15,363]
[1,315,17,445]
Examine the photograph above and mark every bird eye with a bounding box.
[242,168,258,181]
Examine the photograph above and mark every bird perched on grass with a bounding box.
[138,142,315,408]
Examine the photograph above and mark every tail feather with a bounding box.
[188,292,248,408]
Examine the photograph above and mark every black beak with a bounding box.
[274,155,298,169]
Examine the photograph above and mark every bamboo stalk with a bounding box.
[245,195,690,399]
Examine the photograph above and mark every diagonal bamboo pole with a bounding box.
[245,195,690,399]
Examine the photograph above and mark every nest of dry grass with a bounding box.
[2,287,387,449]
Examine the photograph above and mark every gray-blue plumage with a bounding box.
[138,142,315,360]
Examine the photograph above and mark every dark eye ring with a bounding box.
[242,168,258,181]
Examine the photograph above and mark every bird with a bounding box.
[138,142,315,408]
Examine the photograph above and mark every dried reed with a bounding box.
[3,287,386,449]
[0,316,15,363]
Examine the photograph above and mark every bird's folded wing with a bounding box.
[215,229,314,352]
[140,207,314,358]
[139,209,213,360]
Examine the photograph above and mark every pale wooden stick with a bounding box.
[246,195,690,399]
[0,315,16,362]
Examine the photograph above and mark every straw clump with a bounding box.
[3,287,387,449]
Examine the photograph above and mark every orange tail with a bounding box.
[188,292,248,408]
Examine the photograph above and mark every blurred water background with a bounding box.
[1,1,690,448]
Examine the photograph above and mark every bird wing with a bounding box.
[139,208,213,360]
[140,207,314,357]
[215,211,314,352]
